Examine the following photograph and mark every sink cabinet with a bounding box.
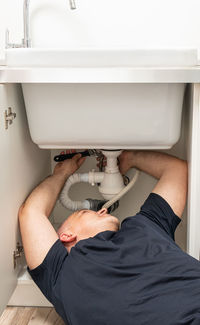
[0,82,200,315]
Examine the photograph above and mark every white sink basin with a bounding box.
[5,48,198,67]
[5,48,196,150]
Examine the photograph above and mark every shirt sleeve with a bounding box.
[139,192,181,240]
[27,239,68,303]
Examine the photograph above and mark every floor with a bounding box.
[0,307,65,325]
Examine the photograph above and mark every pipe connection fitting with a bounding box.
[59,167,123,211]
[59,150,139,212]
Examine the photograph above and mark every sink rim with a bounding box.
[5,47,198,52]
[5,48,198,68]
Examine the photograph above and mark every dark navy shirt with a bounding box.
[28,193,200,325]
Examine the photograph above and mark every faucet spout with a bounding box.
[23,0,77,48]
[23,0,30,48]
[69,0,76,10]
[23,0,76,48]
[6,0,76,49]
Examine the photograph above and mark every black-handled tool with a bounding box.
[54,150,91,162]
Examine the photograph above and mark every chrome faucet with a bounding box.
[6,0,76,49]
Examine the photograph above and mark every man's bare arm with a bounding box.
[119,150,188,218]
[19,154,86,270]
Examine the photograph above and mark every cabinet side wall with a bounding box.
[0,84,51,315]
[186,84,200,259]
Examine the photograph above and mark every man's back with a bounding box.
[29,193,200,325]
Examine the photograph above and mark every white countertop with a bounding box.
[1,66,200,83]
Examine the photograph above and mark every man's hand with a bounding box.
[97,150,135,175]
[118,150,135,175]
[53,151,86,179]
[98,149,187,218]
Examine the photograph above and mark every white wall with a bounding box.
[0,0,200,56]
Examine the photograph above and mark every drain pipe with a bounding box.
[59,172,104,211]
[59,150,140,212]
[59,169,139,212]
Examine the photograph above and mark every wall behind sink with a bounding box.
[0,0,200,57]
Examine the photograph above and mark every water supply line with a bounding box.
[102,170,140,210]
[59,150,140,212]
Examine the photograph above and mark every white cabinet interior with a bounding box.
[0,83,199,315]
[186,84,200,259]
[0,84,51,315]
[0,85,18,316]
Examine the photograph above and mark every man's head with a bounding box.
[57,208,120,252]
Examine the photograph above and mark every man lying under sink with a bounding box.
[19,150,200,325]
